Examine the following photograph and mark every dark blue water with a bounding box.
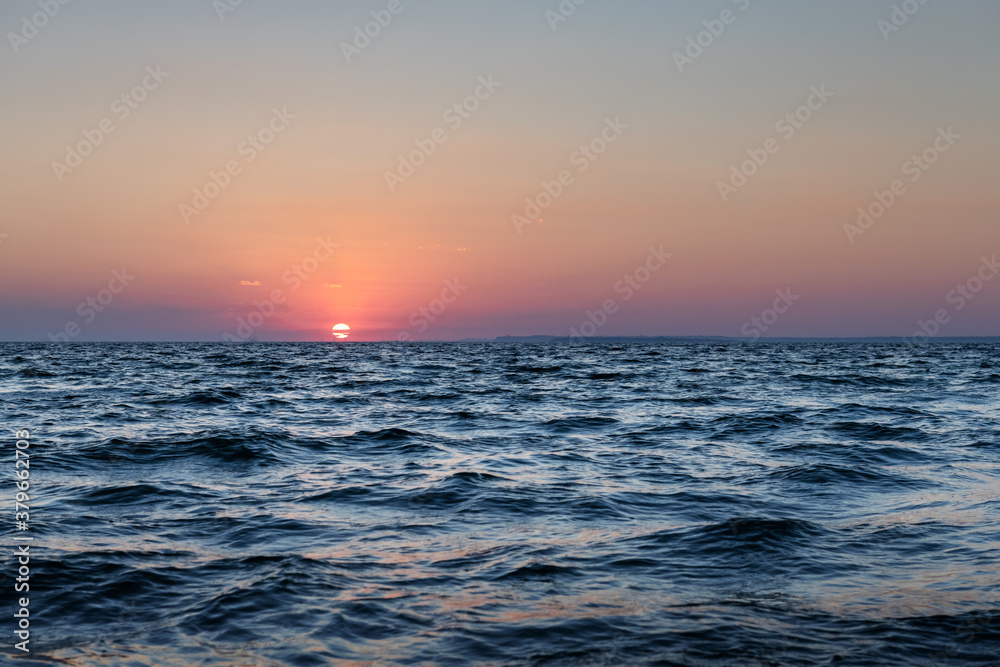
[3,343,999,665]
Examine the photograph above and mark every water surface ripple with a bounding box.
[3,342,999,665]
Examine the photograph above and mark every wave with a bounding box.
[4,341,998,665]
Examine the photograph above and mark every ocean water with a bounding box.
[3,342,999,666]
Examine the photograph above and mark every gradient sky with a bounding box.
[1,0,998,341]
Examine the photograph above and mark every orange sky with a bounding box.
[1,1,998,341]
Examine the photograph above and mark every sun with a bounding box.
[332,323,350,340]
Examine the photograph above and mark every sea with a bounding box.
[3,342,999,666]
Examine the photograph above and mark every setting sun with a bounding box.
[332,323,350,340]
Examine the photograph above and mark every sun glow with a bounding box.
[332,323,350,340]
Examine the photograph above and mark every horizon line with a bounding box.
[5,335,1000,344]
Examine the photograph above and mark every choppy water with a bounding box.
[3,342,1000,666]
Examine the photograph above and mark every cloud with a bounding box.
[417,245,470,252]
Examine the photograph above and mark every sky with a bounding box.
[1,0,998,342]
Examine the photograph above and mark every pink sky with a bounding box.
[1,1,998,341]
